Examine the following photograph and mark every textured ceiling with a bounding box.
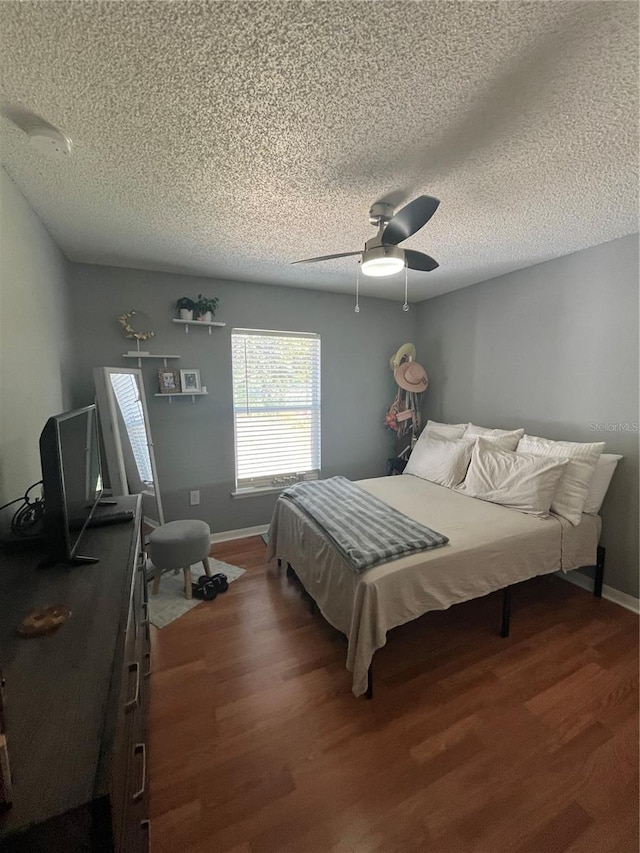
[0,1,637,302]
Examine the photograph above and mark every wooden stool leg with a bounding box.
[183,566,192,599]
[202,556,212,577]
[152,570,161,596]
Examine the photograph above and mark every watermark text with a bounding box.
[589,422,638,433]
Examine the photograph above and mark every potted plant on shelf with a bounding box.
[176,297,196,321]
[195,294,219,323]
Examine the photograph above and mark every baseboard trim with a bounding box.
[210,524,269,544]
[558,571,640,615]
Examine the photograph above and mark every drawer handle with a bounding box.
[125,661,140,712]
[140,601,149,626]
[137,552,146,571]
[144,651,152,679]
[140,818,150,839]
[132,742,146,802]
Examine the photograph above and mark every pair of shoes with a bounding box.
[197,573,229,593]
[192,581,217,601]
[211,572,229,594]
[193,573,229,601]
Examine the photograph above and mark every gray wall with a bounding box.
[5,174,635,596]
[416,234,639,598]
[68,264,416,531]
[0,168,73,526]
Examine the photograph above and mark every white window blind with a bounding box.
[232,329,321,491]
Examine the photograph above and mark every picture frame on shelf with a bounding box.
[180,369,201,393]
[158,368,181,394]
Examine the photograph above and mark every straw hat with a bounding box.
[394,361,428,393]
[389,342,416,371]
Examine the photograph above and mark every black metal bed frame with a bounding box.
[280,544,606,700]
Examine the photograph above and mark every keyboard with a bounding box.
[87,510,135,528]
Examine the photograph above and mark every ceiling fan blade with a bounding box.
[292,251,361,265]
[404,249,439,272]
[382,195,440,245]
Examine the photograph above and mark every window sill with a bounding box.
[231,486,285,499]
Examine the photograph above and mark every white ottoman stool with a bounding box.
[149,519,212,600]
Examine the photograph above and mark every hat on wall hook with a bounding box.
[394,361,428,393]
[389,342,416,371]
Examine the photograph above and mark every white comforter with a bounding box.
[266,474,601,696]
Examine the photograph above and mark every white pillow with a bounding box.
[516,435,605,525]
[425,420,468,440]
[464,423,525,452]
[583,453,623,515]
[404,434,475,488]
[456,438,569,517]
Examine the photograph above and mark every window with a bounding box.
[232,329,321,492]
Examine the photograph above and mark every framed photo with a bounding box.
[158,368,180,394]
[180,369,201,393]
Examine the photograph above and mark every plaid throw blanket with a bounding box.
[280,476,449,573]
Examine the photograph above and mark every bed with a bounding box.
[266,474,602,697]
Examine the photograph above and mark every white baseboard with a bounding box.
[210,524,269,544]
[558,571,640,615]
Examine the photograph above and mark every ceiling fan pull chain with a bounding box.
[355,263,361,313]
[403,265,409,312]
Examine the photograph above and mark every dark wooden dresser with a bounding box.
[0,496,150,852]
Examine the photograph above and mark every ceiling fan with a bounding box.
[292,195,440,277]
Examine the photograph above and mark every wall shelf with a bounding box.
[122,353,180,367]
[172,318,226,335]
[154,391,208,404]
[123,353,180,359]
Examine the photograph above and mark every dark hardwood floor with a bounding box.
[149,537,639,852]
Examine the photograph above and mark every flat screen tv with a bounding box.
[39,404,103,565]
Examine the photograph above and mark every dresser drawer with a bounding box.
[114,545,150,852]
[121,696,149,853]
[112,542,150,850]
[110,573,137,840]
[136,556,151,727]
[111,698,133,849]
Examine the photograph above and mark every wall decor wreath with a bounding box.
[118,310,155,341]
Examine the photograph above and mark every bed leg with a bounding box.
[365,667,373,700]
[594,545,605,598]
[501,586,511,638]
[277,558,282,567]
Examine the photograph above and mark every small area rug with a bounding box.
[147,558,245,629]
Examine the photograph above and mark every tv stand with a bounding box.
[0,496,149,852]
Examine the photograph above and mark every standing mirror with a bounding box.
[93,366,164,527]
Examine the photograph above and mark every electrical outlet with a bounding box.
[189,490,200,506]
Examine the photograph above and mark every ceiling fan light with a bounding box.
[361,257,405,277]
[361,245,405,277]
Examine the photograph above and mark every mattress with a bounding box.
[266,474,601,696]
